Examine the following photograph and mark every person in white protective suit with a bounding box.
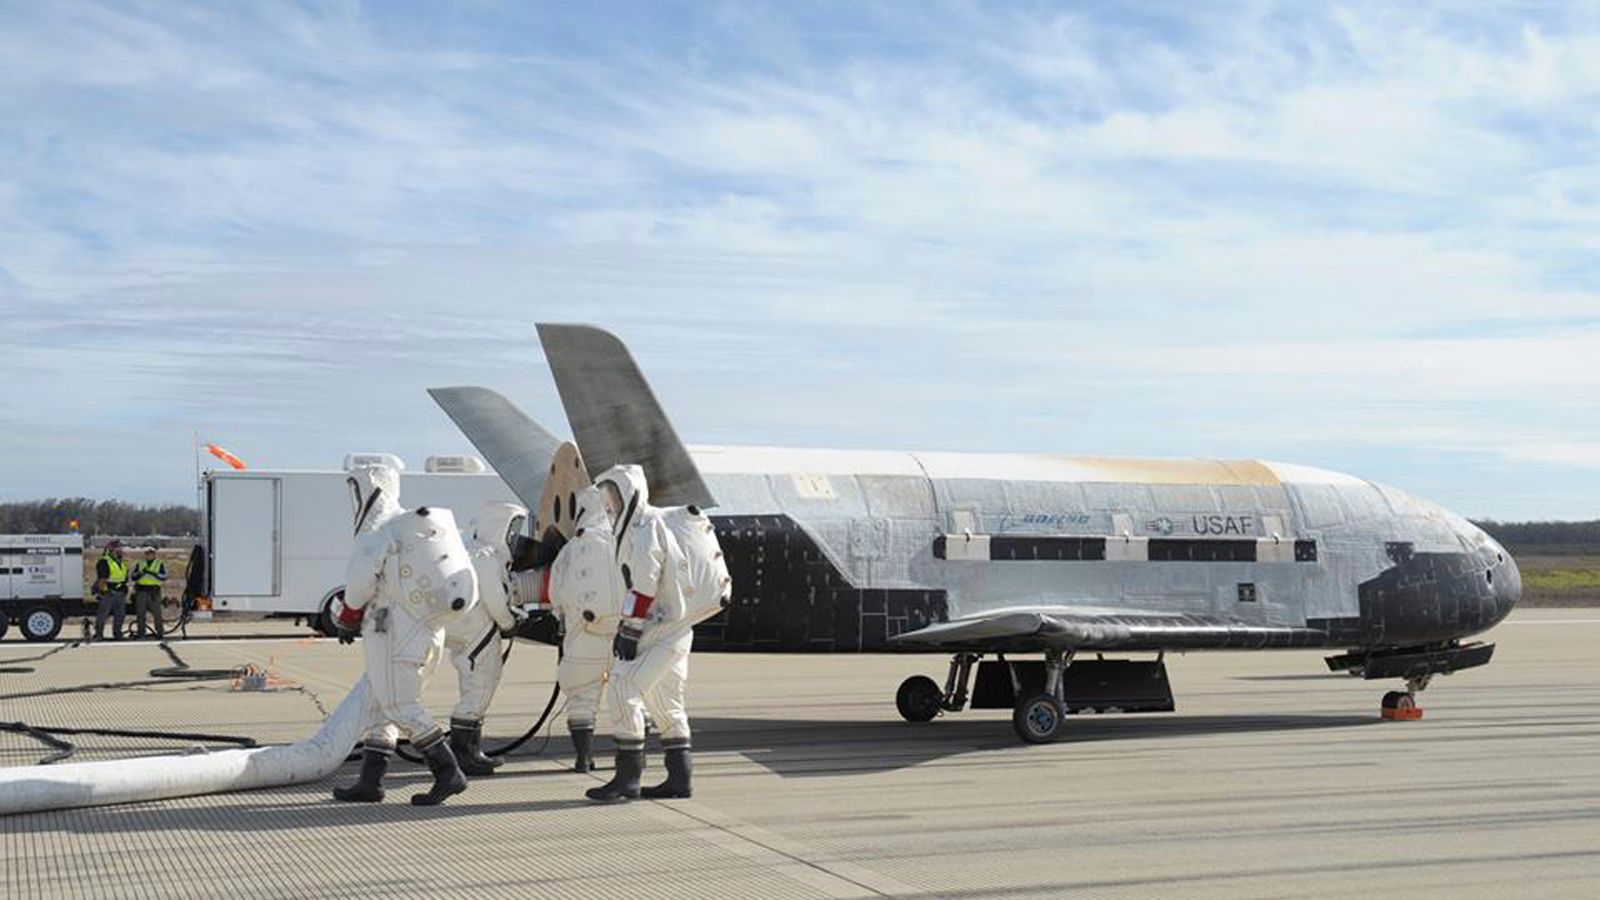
[585,465,732,803]
[331,464,479,806]
[440,501,529,776]
[546,485,626,772]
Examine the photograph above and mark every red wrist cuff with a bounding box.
[622,591,654,619]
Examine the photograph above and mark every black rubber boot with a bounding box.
[449,718,501,777]
[641,745,692,799]
[332,747,390,803]
[585,747,643,803]
[571,726,595,773]
[410,735,469,806]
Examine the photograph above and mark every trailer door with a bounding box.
[211,477,281,596]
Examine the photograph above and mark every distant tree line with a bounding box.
[1473,520,1599,550]
[0,499,200,536]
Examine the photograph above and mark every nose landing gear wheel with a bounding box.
[895,675,944,723]
[1013,691,1067,744]
[1381,690,1422,720]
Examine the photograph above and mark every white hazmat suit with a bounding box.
[547,485,625,771]
[442,501,528,776]
[332,464,478,806]
[586,464,731,803]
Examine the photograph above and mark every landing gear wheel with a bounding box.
[1012,691,1067,744]
[22,605,63,642]
[895,675,944,723]
[1380,690,1421,720]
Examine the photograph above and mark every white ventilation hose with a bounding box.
[0,678,373,816]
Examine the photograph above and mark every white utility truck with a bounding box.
[1,534,87,641]
[199,453,517,634]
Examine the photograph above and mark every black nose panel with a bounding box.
[1356,548,1504,644]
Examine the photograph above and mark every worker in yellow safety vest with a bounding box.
[92,540,130,641]
[131,547,169,639]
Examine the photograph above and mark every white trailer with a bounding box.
[1,534,87,641]
[200,454,518,633]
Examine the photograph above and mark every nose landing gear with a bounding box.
[1381,674,1430,721]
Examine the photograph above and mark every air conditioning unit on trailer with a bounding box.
[424,454,486,474]
[342,453,406,472]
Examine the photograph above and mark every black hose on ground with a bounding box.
[150,641,240,679]
[0,641,81,674]
[1,721,258,766]
[0,640,262,764]
[10,627,566,769]
[387,638,562,765]
[1,722,76,765]
[388,681,562,765]
[486,681,563,757]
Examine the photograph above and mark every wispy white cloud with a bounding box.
[0,1,1596,517]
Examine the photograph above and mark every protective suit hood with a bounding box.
[571,485,612,536]
[473,501,528,551]
[348,464,402,535]
[593,464,650,535]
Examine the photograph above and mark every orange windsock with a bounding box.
[206,443,247,470]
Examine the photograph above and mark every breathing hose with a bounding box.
[390,634,564,763]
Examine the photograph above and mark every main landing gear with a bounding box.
[896,650,1083,744]
[1011,649,1073,745]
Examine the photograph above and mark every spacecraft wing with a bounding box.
[892,607,1328,652]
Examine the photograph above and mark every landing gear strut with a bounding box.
[1012,648,1074,744]
[895,653,981,723]
[1381,673,1431,721]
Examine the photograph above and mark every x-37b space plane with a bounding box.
[431,325,1518,745]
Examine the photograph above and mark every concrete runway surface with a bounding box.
[2,609,1598,899]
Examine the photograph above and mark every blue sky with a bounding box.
[2,1,1597,519]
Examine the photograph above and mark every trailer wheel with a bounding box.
[313,590,343,637]
[22,604,63,642]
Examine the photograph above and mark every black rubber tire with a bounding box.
[21,604,63,642]
[1012,691,1067,744]
[1381,690,1405,710]
[0,615,8,640]
[895,675,944,723]
[314,590,343,637]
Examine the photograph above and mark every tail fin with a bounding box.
[427,386,563,511]
[537,323,716,509]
